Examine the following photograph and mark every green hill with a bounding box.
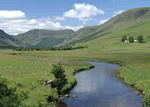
[14,29,74,47]
[0,29,26,47]
[61,7,150,48]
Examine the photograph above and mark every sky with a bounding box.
[0,0,149,35]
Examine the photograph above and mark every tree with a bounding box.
[129,36,134,42]
[51,62,68,91]
[137,35,144,43]
[121,35,127,42]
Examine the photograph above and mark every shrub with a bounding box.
[77,46,84,49]
[84,46,88,48]
[121,35,127,42]
[129,36,134,42]
[141,96,150,107]
[35,48,41,50]
[51,62,68,91]
[0,74,57,107]
[49,47,56,50]
[16,48,22,51]
[0,74,25,106]
[137,35,145,43]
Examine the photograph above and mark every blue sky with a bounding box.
[0,0,149,35]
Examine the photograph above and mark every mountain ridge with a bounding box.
[0,29,27,47]
[14,29,75,47]
[60,7,150,47]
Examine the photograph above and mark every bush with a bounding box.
[84,46,88,48]
[141,96,150,107]
[49,47,56,50]
[0,74,24,106]
[51,62,68,91]
[0,74,57,107]
[129,36,134,42]
[137,35,145,43]
[148,36,150,38]
[76,46,84,49]
[16,48,22,51]
[121,35,127,42]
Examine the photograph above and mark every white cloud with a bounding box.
[0,10,26,20]
[112,10,125,17]
[83,21,86,25]
[0,17,83,35]
[98,18,109,25]
[98,10,126,25]
[63,3,104,21]
[54,16,66,21]
[64,25,84,31]
[79,17,97,21]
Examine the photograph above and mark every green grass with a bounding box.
[0,50,93,106]
[61,7,150,48]
[7,46,150,106]
[1,7,150,106]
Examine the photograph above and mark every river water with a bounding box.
[56,62,143,107]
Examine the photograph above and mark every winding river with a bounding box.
[57,62,143,107]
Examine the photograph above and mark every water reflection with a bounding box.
[57,62,143,107]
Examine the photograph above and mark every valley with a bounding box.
[1,7,150,107]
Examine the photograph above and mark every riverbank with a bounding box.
[23,48,150,106]
[59,64,95,94]
[2,48,150,106]
[57,61,143,107]
[0,50,96,106]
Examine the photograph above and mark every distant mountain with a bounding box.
[0,29,26,47]
[61,7,150,47]
[14,29,75,47]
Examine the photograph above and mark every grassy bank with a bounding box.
[0,50,94,106]
[2,47,150,106]
[6,47,150,105]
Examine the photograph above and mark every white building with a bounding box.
[125,40,137,43]
[125,40,129,43]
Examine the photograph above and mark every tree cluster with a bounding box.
[13,46,88,51]
[121,35,145,43]
[0,45,17,49]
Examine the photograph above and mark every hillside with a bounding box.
[14,29,74,47]
[61,7,150,48]
[0,29,27,47]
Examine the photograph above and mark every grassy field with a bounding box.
[1,7,150,106]
[1,40,150,106]
[0,50,93,106]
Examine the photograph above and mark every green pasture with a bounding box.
[8,45,150,104]
[0,50,93,106]
[1,39,150,106]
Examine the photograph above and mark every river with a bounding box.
[56,62,143,107]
